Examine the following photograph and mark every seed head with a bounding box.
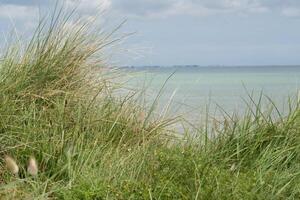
[230,163,236,172]
[27,156,38,176]
[4,155,19,175]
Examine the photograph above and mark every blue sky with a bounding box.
[0,0,300,66]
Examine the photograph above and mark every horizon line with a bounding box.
[120,64,300,68]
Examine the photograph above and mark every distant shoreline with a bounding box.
[120,65,300,69]
[120,65,300,73]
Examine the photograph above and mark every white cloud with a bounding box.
[0,4,38,19]
[0,1,112,34]
[172,0,270,16]
[1,0,300,21]
[110,0,300,18]
[0,0,112,21]
[282,7,300,17]
[66,0,112,13]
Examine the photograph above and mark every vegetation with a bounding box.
[0,6,299,200]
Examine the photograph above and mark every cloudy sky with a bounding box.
[0,0,300,66]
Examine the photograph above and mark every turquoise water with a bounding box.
[124,66,300,122]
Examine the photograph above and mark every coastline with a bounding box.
[0,8,299,200]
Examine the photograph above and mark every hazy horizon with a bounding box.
[121,64,300,67]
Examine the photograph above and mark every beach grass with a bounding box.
[0,6,300,200]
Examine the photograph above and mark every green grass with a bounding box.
[0,6,300,200]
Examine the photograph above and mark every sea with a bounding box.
[121,65,300,124]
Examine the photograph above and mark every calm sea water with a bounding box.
[123,66,300,122]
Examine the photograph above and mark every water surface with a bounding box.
[123,66,300,122]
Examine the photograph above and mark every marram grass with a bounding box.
[0,7,300,200]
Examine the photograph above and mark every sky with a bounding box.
[0,0,300,66]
